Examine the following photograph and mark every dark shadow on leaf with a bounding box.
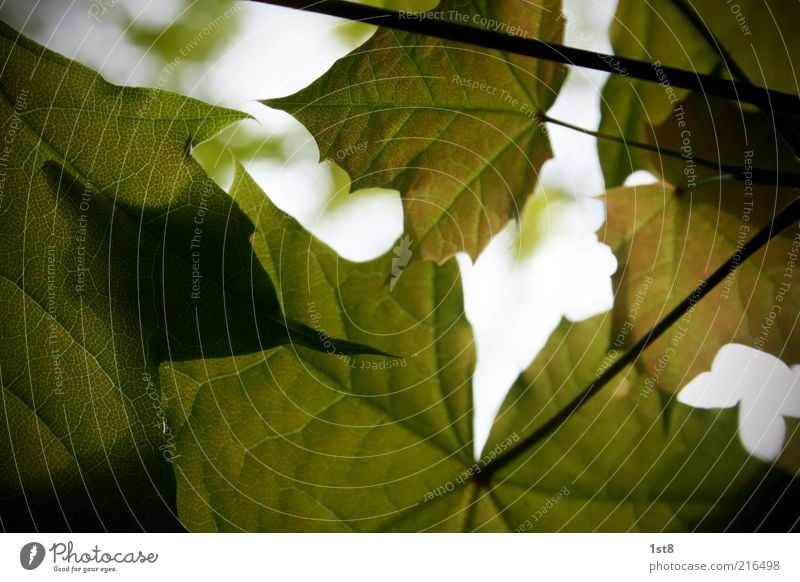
[42,161,385,361]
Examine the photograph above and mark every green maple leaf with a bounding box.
[162,168,476,531]
[0,21,369,531]
[265,0,566,263]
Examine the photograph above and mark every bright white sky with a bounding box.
[3,0,794,462]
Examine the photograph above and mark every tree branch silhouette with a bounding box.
[252,0,800,112]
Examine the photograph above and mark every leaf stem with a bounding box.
[481,194,800,477]
[543,115,800,188]
[250,0,799,112]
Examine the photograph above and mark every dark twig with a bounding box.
[252,0,799,113]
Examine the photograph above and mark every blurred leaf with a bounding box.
[192,119,287,187]
[4,0,797,535]
[122,0,242,77]
[647,92,800,189]
[603,181,799,400]
[265,0,567,263]
[598,0,800,187]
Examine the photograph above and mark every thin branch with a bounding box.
[251,0,799,113]
[482,195,800,477]
[669,0,800,155]
[543,115,800,188]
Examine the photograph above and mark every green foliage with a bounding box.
[603,180,800,476]
[162,171,798,531]
[265,0,566,263]
[486,314,798,532]
[162,169,476,531]
[122,0,243,77]
[604,182,798,389]
[598,0,800,187]
[2,0,798,533]
[0,19,363,531]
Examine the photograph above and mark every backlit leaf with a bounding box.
[265,0,566,263]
